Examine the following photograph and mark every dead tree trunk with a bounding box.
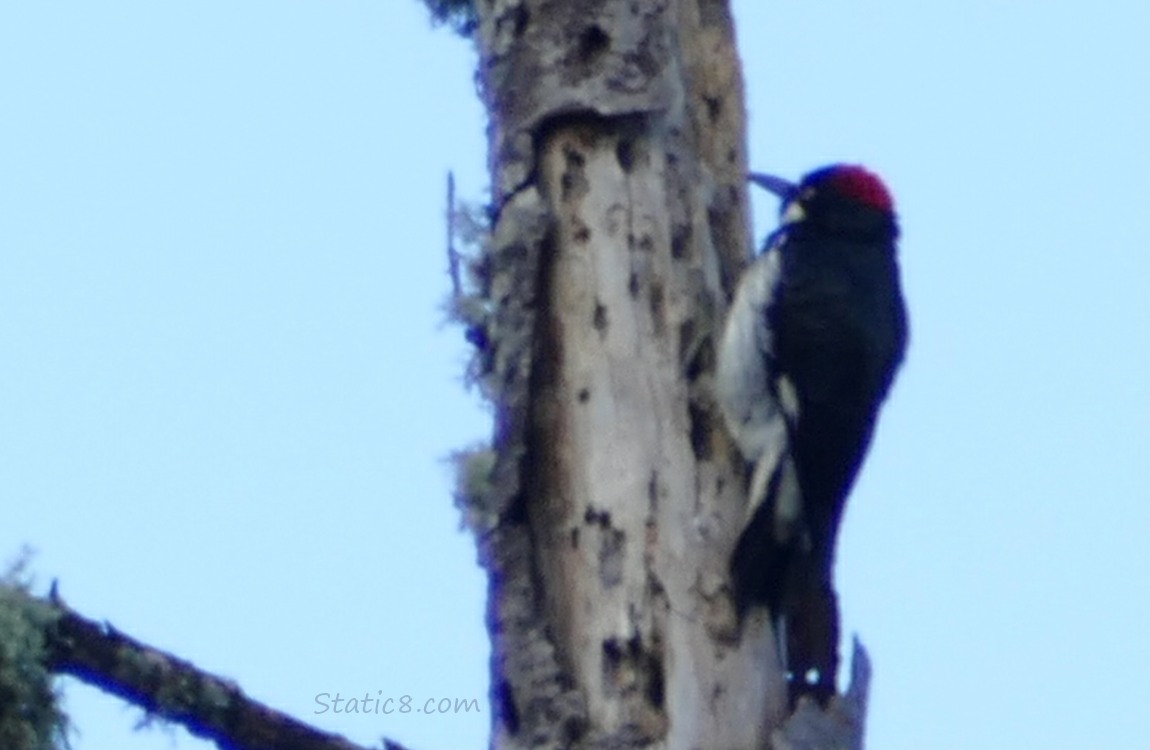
[462,2,870,748]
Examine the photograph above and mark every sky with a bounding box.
[1,2,1148,750]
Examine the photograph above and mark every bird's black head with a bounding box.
[750,164,898,241]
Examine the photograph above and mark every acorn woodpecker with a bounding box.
[716,164,907,705]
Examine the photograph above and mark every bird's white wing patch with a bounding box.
[715,247,783,461]
[716,247,799,524]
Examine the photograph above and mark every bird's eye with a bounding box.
[781,200,806,225]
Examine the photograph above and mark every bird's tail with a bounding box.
[730,452,842,707]
[779,557,840,706]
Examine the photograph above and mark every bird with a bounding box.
[715,164,908,705]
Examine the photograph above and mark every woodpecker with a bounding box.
[716,164,907,705]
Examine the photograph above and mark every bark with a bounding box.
[461,1,854,749]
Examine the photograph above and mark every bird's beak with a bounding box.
[748,172,798,202]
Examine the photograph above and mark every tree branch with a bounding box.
[29,588,404,750]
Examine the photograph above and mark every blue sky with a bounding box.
[2,2,1148,749]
